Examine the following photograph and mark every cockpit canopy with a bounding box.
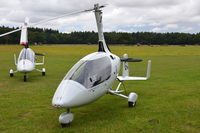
[18,48,35,63]
[65,56,112,89]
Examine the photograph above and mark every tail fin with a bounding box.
[146,60,151,79]
[118,54,151,81]
[14,54,17,65]
[20,17,29,46]
[122,54,129,77]
[121,54,143,77]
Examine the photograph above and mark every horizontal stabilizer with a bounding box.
[121,58,142,62]
[119,54,151,81]
[118,76,147,81]
[35,53,45,65]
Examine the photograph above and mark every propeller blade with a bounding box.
[0,28,21,37]
[35,52,45,56]
[121,58,143,62]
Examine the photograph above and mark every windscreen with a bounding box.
[70,57,111,88]
[19,49,35,62]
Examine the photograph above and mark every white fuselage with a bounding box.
[17,48,35,73]
[52,4,122,109]
[52,52,121,108]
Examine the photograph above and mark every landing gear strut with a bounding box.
[109,79,138,108]
[59,109,74,128]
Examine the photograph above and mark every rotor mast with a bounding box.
[20,18,29,48]
[94,4,110,53]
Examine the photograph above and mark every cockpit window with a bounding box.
[70,57,111,88]
[19,49,35,63]
[70,62,87,81]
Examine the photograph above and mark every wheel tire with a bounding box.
[24,75,27,82]
[42,72,45,76]
[61,123,70,128]
[128,101,136,107]
[10,73,14,77]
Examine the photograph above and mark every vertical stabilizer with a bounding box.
[94,4,110,53]
[146,60,151,79]
[20,17,29,46]
[122,54,129,77]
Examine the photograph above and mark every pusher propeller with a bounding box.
[121,58,143,62]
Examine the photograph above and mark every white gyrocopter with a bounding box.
[0,5,108,81]
[0,18,46,81]
[0,3,151,127]
[52,4,151,127]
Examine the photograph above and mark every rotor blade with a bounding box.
[99,4,107,9]
[121,58,143,62]
[0,10,84,38]
[30,10,85,27]
[0,4,107,37]
[30,4,107,27]
[0,9,88,38]
[35,52,45,56]
[0,28,21,37]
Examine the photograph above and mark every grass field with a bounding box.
[0,45,200,133]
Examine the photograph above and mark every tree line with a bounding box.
[0,26,200,45]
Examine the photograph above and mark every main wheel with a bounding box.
[10,73,14,77]
[10,69,14,77]
[128,92,138,108]
[42,71,45,76]
[128,101,136,107]
[42,68,45,76]
[24,75,27,82]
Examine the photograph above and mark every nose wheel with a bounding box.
[24,73,27,82]
[59,109,74,128]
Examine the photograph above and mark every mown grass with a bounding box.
[0,45,200,133]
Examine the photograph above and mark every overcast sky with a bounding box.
[0,0,200,33]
